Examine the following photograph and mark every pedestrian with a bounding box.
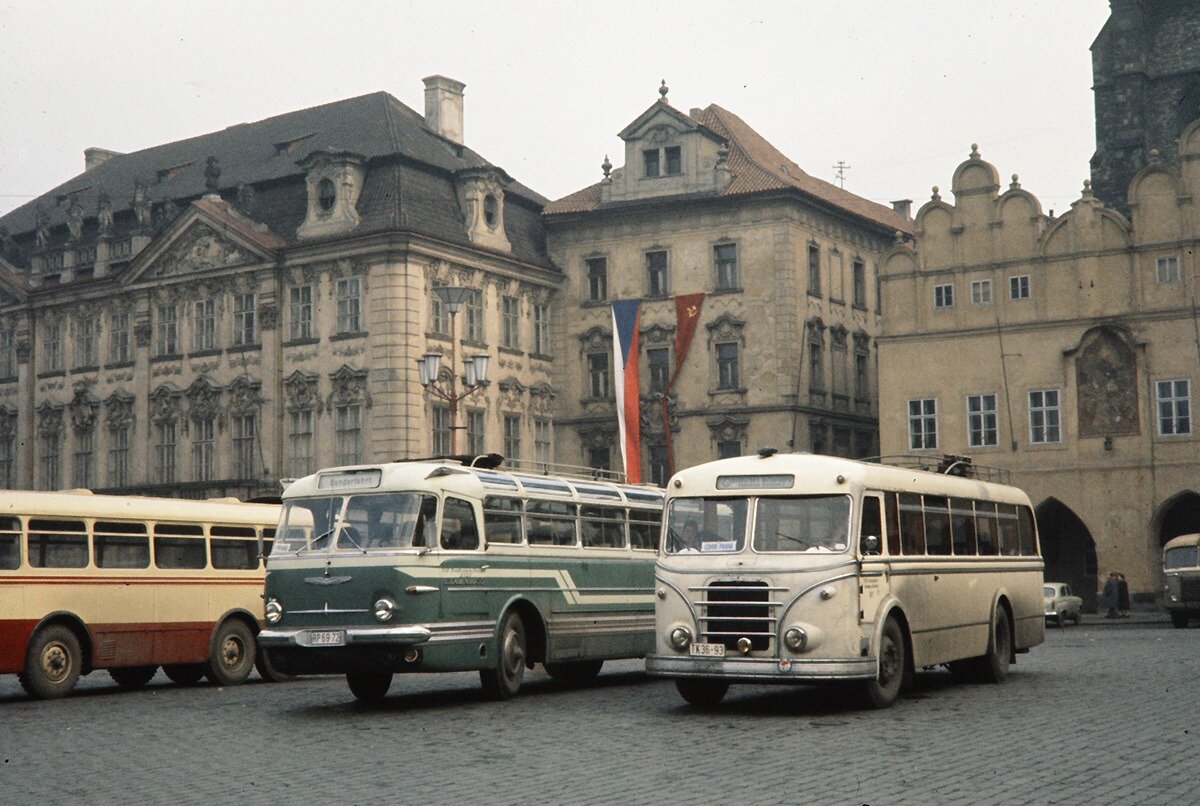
[1101,571,1119,619]
[1117,572,1131,618]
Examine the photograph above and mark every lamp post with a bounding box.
[418,286,490,454]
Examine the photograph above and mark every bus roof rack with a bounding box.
[864,454,1011,484]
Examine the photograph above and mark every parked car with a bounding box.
[1044,583,1083,626]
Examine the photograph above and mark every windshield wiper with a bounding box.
[775,531,811,550]
[292,527,336,555]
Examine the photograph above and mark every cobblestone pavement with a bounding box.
[1,622,1195,805]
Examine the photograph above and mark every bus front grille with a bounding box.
[695,581,780,652]
[1180,577,1200,603]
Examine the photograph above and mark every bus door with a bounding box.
[857,493,887,623]
[438,497,491,620]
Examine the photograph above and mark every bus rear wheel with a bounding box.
[481,610,527,700]
[951,607,1012,684]
[861,617,906,709]
[544,659,603,684]
[19,625,84,700]
[255,645,295,683]
[675,678,728,708]
[163,664,206,685]
[347,670,392,703]
[109,665,157,689]
[206,620,256,686]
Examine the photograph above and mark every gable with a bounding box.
[140,220,262,280]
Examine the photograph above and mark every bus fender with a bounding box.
[209,607,262,650]
[985,590,1016,661]
[494,596,548,666]
[871,599,913,674]
[31,611,94,674]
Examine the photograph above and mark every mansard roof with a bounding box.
[0,90,553,274]
[545,103,911,234]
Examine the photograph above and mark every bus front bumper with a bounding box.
[258,625,432,649]
[646,653,876,681]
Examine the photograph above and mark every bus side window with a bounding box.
[629,509,660,551]
[950,498,977,556]
[923,496,952,555]
[28,519,89,568]
[1017,506,1037,556]
[0,516,22,569]
[440,497,480,551]
[154,523,207,569]
[897,493,925,555]
[418,495,438,548]
[211,525,259,569]
[884,493,900,556]
[482,496,523,545]
[94,521,150,569]
[975,502,999,555]
[859,495,882,555]
[997,504,1021,555]
[261,528,276,559]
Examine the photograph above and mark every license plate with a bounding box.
[689,642,726,658]
[307,630,345,647]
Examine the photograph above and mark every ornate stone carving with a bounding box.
[296,150,366,241]
[707,415,750,446]
[66,198,84,241]
[133,182,152,229]
[1073,327,1139,437]
[705,313,746,346]
[34,205,49,248]
[852,330,871,352]
[149,384,182,423]
[283,370,320,413]
[96,191,114,236]
[328,365,371,409]
[639,392,679,435]
[641,322,675,345]
[258,301,279,331]
[185,376,223,421]
[829,324,848,349]
[454,167,511,253]
[228,376,263,415]
[146,222,256,278]
[578,428,614,451]
[528,382,557,412]
[69,383,100,434]
[578,326,611,355]
[36,400,64,436]
[105,391,135,431]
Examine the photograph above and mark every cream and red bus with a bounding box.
[649,451,1044,708]
[0,489,282,699]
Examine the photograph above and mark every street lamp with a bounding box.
[418,287,490,454]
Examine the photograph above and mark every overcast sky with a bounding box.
[0,1,1112,219]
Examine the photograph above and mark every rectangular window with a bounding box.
[154,524,206,569]
[109,313,130,364]
[1157,379,1192,435]
[951,497,977,556]
[76,316,97,367]
[527,500,576,546]
[1028,389,1061,444]
[39,433,60,490]
[466,409,485,456]
[717,439,741,459]
[587,352,610,399]
[923,495,952,555]
[852,259,867,308]
[714,243,739,290]
[210,526,259,570]
[465,289,484,342]
[629,508,660,551]
[1156,256,1180,284]
[193,300,215,351]
[483,496,523,544]
[432,405,451,455]
[807,243,821,295]
[664,146,682,176]
[502,296,520,349]
[971,279,993,305]
[233,293,256,346]
[716,342,740,389]
[934,284,954,308]
[0,435,15,489]
[897,492,925,555]
[335,404,363,466]
[336,277,362,334]
[586,257,608,302]
[1009,275,1030,299]
[155,421,176,483]
[108,425,130,488]
[289,285,313,340]
[430,292,449,336]
[504,414,522,461]
[854,351,869,400]
[534,418,552,467]
[967,393,998,447]
[156,304,178,356]
[975,501,999,555]
[233,413,257,478]
[533,303,550,356]
[907,398,937,450]
[648,347,670,393]
[44,323,62,371]
[648,443,670,487]
[28,519,88,568]
[73,430,94,488]
[643,149,660,178]
[287,409,314,477]
[192,417,215,481]
[581,505,626,548]
[94,522,150,569]
[646,250,668,297]
[808,340,824,392]
[0,330,14,377]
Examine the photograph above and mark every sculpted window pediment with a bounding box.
[707,415,749,444]
[641,323,675,345]
[149,384,182,423]
[705,313,746,346]
[283,370,320,413]
[578,326,611,354]
[185,376,223,421]
[138,221,262,282]
[36,400,65,436]
[69,384,100,434]
[105,391,135,430]
[328,365,371,410]
[455,167,512,253]
[228,376,264,415]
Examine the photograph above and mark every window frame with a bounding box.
[1155,255,1180,285]
[933,283,954,309]
[713,242,739,290]
[645,250,669,298]
[585,256,608,302]
[1009,275,1030,300]
[970,279,993,306]
[1028,388,1062,445]
[966,393,999,448]
[907,397,938,451]
[1156,378,1192,436]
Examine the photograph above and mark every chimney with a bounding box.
[891,199,913,218]
[422,75,465,145]
[85,147,123,171]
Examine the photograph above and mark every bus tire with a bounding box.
[1170,611,1189,629]
[861,617,905,709]
[545,659,603,684]
[109,665,157,689]
[675,678,728,708]
[480,610,526,700]
[19,624,84,700]
[347,670,393,703]
[255,646,295,683]
[206,619,256,686]
[163,663,206,685]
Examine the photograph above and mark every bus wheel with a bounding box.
[861,617,905,709]
[544,659,603,684]
[675,678,728,708]
[19,625,83,700]
[979,607,1012,684]
[347,670,392,703]
[206,620,255,686]
[1170,611,1189,629]
[109,665,157,689]
[255,646,295,683]
[163,664,206,685]
[481,610,526,700]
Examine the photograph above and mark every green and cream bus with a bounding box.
[649,452,1044,708]
[259,457,663,702]
[1163,533,1200,628]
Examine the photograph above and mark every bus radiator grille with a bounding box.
[699,581,775,652]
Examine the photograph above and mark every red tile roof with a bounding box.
[546,104,912,234]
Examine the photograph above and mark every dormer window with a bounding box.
[317,178,336,212]
[643,146,681,178]
[664,146,681,175]
[643,149,660,178]
[483,194,499,228]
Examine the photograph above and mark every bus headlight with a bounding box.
[784,627,808,652]
[373,598,397,622]
[669,626,692,650]
[265,598,283,624]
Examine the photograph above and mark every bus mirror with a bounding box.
[862,535,880,555]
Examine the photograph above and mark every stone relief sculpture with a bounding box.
[1074,328,1139,437]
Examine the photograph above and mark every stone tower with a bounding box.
[1090,0,1200,215]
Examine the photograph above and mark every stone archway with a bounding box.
[1154,491,1200,546]
[1036,498,1099,613]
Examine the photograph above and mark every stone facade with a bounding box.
[878,138,1200,606]
[545,90,910,483]
[1090,0,1200,215]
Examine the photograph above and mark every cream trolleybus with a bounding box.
[259,457,663,702]
[0,490,283,699]
[648,451,1045,708]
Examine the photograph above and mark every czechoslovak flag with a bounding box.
[611,299,642,483]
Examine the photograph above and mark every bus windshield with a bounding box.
[1165,545,1199,570]
[665,497,749,554]
[752,495,851,553]
[275,493,438,553]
